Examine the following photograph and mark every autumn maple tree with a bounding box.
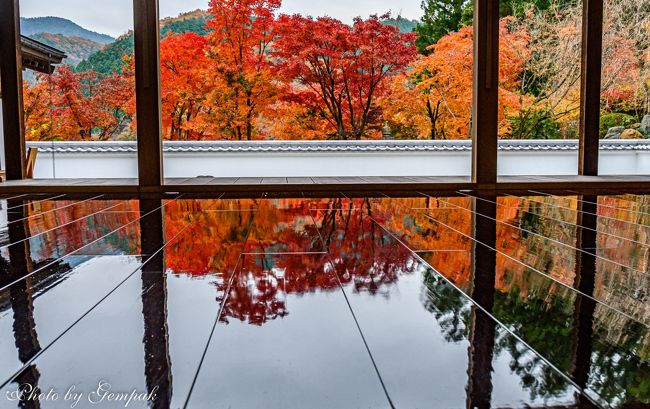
[159,32,212,140]
[21,0,649,142]
[381,18,529,139]
[23,76,54,141]
[200,0,281,141]
[23,65,134,141]
[272,14,417,139]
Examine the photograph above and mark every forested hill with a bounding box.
[75,33,135,74]
[28,32,103,66]
[382,16,418,33]
[21,16,114,44]
[76,10,210,75]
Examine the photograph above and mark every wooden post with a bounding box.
[133,0,163,187]
[0,0,26,180]
[471,0,500,185]
[578,0,604,176]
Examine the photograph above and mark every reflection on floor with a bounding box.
[0,191,649,408]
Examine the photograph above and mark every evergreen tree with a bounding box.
[415,0,572,53]
[415,0,471,53]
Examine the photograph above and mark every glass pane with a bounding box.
[159,0,473,179]
[20,0,137,179]
[497,0,583,176]
[598,0,649,175]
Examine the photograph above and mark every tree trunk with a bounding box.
[337,121,345,140]
[426,99,440,140]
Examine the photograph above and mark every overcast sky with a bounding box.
[20,0,423,38]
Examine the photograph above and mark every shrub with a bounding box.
[508,109,562,139]
[599,113,636,137]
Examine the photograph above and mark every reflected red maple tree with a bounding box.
[163,198,418,325]
[20,196,647,329]
[23,200,140,261]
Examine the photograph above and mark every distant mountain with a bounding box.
[28,32,103,67]
[382,16,418,33]
[77,10,210,75]
[21,16,114,44]
[75,33,133,74]
[160,9,210,36]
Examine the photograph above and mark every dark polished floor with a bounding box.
[0,191,648,408]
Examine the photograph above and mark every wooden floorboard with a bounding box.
[334,177,366,184]
[182,176,220,185]
[312,177,343,185]
[1,175,650,195]
[262,177,287,184]
[287,177,314,185]
[209,177,238,184]
[235,177,263,184]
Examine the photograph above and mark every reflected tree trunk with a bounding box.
[570,195,598,408]
[4,199,41,409]
[466,196,497,409]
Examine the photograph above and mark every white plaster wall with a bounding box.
[162,151,473,178]
[33,152,138,178]
[599,151,650,175]
[34,151,473,178]
[498,152,579,176]
[30,143,650,179]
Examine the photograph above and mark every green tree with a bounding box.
[500,0,572,17]
[415,0,572,53]
[415,0,471,53]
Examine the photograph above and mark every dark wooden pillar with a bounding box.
[578,0,604,176]
[471,0,500,185]
[0,0,26,180]
[466,196,497,409]
[133,0,163,187]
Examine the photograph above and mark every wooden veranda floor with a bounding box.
[1,175,650,195]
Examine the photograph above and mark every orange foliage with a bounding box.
[22,195,649,328]
[258,100,332,140]
[600,36,642,111]
[24,65,134,141]
[199,0,281,141]
[160,33,212,140]
[26,0,649,143]
[24,199,140,261]
[381,18,530,139]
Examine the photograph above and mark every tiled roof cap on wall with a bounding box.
[27,139,650,154]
